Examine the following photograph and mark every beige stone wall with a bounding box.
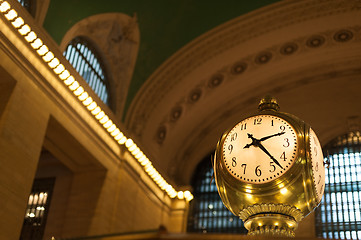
[0,61,49,239]
[0,17,187,240]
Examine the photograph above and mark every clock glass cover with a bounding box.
[222,115,298,184]
[309,128,325,202]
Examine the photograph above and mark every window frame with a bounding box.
[63,37,111,106]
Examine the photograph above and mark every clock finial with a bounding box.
[258,95,280,111]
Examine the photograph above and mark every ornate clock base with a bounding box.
[239,203,304,237]
[244,213,297,237]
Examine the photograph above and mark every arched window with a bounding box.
[316,131,361,239]
[187,154,247,234]
[63,37,110,106]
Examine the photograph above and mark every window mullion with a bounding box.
[63,37,110,106]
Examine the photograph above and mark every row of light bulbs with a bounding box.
[0,0,193,202]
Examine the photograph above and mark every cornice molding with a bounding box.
[125,0,361,136]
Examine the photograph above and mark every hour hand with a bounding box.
[247,133,256,140]
[244,134,258,148]
[244,143,252,149]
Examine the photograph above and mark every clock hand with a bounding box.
[256,142,284,170]
[259,131,285,142]
[244,133,258,148]
[243,133,284,169]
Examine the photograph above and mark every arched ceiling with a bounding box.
[43,0,280,113]
[124,0,361,186]
[42,0,361,188]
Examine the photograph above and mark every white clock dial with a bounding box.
[222,115,298,184]
[309,128,325,202]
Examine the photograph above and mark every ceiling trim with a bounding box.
[125,0,361,131]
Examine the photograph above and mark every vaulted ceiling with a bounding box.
[43,0,280,112]
[42,0,361,187]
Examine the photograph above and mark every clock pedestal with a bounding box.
[240,203,303,237]
[245,214,296,237]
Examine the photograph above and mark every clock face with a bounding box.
[222,115,298,184]
[309,128,325,202]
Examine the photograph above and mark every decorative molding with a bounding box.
[152,26,360,146]
[173,59,361,184]
[125,0,361,133]
[239,203,303,222]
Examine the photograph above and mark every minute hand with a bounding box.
[259,131,285,142]
[256,142,284,170]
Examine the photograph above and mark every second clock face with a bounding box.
[309,128,325,203]
[222,115,298,184]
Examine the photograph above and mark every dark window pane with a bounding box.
[316,131,361,239]
[187,154,247,234]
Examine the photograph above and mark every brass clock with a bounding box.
[214,96,325,237]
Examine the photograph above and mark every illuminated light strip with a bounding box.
[99,115,109,124]
[18,24,30,35]
[111,128,120,137]
[31,38,42,49]
[78,92,88,101]
[107,124,116,132]
[73,86,84,96]
[68,81,79,91]
[24,31,36,42]
[95,110,105,119]
[4,9,16,20]
[59,70,70,80]
[11,16,23,28]
[103,120,113,129]
[43,51,54,62]
[48,58,60,68]
[87,101,97,111]
[64,75,75,85]
[82,97,93,106]
[114,132,124,141]
[0,1,11,12]
[53,64,65,74]
[0,1,193,202]
[37,45,49,56]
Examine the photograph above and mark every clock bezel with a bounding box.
[215,110,306,193]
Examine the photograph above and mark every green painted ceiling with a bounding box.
[43,0,280,115]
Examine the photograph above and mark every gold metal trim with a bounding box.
[239,203,304,222]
